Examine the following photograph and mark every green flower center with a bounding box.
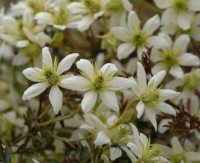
[160,49,179,68]
[106,0,123,12]
[53,7,69,25]
[44,69,59,85]
[171,150,187,163]
[140,86,160,107]
[183,74,200,91]
[84,0,100,13]
[132,30,147,48]
[93,75,104,90]
[27,0,45,12]
[21,43,41,58]
[173,0,188,13]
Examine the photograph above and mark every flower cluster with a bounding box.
[0,0,200,162]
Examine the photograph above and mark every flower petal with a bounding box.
[108,77,132,90]
[158,102,176,116]
[148,71,166,89]
[49,86,63,114]
[177,12,193,30]
[171,137,183,152]
[110,147,122,161]
[76,59,93,79]
[94,131,111,146]
[186,152,200,161]
[137,62,147,91]
[42,47,53,68]
[179,53,200,66]
[57,53,79,74]
[127,11,140,31]
[188,0,200,11]
[136,101,145,118]
[22,82,49,100]
[145,109,157,131]
[159,89,179,100]
[111,27,130,42]
[61,76,88,91]
[100,63,118,77]
[169,66,184,78]
[78,15,94,32]
[81,91,97,113]
[153,0,172,8]
[143,15,160,36]
[122,0,133,11]
[173,35,190,53]
[117,43,135,60]
[100,91,119,112]
[23,67,44,82]
[147,36,169,49]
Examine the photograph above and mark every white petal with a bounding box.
[169,66,184,78]
[110,147,122,161]
[57,53,79,74]
[94,131,111,146]
[16,40,30,48]
[177,12,193,30]
[153,0,172,8]
[13,53,29,66]
[179,53,200,66]
[61,76,88,91]
[127,11,140,31]
[171,137,183,152]
[147,36,170,49]
[145,109,157,131]
[78,15,94,32]
[130,124,140,142]
[143,15,160,36]
[122,0,133,11]
[22,83,49,100]
[152,63,164,74]
[100,91,119,112]
[158,102,176,116]
[23,67,43,82]
[158,119,171,133]
[76,59,93,78]
[161,8,177,30]
[173,35,190,53]
[137,62,147,91]
[139,133,149,148]
[121,147,137,161]
[188,0,200,11]
[42,47,53,68]
[100,63,118,77]
[136,101,145,118]
[148,71,166,89]
[49,86,63,114]
[186,152,200,161]
[108,77,132,90]
[127,142,140,157]
[117,43,135,60]
[111,27,130,42]
[81,91,97,113]
[159,89,179,100]
[35,12,53,25]
[23,27,38,44]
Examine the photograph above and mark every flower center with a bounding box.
[84,0,100,13]
[160,49,179,68]
[93,75,104,90]
[106,0,123,12]
[53,7,69,25]
[44,69,59,85]
[173,0,187,13]
[183,74,200,91]
[140,88,160,107]
[170,150,187,163]
[132,31,147,48]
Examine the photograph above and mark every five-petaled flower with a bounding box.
[22,47,79,114]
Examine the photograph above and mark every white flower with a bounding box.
[160,137,200,162]
[154,0,200,30]
[62,59,131,113]
[122,124,169,162]
[67,0,109,31]
[22,47,79,114]
[106,0,133,27]
[151,34,200,78]
[35,6,81,30]
[111,11,169,59]
[130,62,179,130]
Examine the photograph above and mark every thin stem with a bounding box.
[37,107,81,127]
